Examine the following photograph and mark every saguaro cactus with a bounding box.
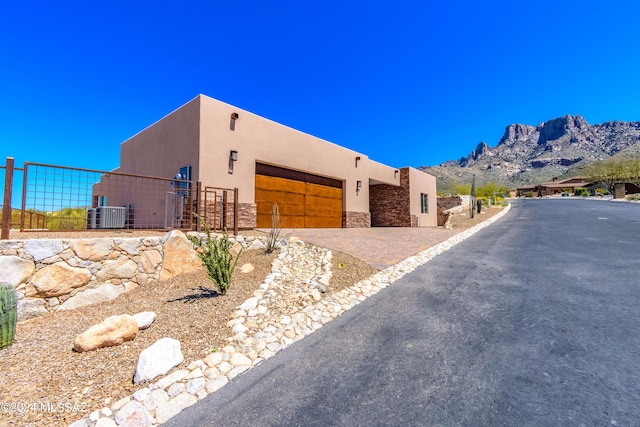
[1,284,17,350]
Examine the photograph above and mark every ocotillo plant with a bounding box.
[1,284,17,350]
[188,214,241,295]
[265,203,282,254]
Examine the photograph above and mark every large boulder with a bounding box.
[95,258,138,281]
[159,231,201,281]
[58,283,125,311]
[17,298,48,321]
[26,262,91,297]
[140,250,163,274]
[69,239,114,261]
[74,314,138,352]
[23,240,63,261]
[133,338,184,384]
[0,256,35,287]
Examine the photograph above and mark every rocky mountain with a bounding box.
[422,114,640,189]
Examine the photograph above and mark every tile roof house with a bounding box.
[97,95,437,229]
[516,176,593,197]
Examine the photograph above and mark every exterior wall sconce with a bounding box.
[230,113,239,131]
[394,169,399,178]
[356,180,362,194]
[228,150,238,174]
[355,156,361,168]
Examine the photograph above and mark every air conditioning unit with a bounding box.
[87,208,97,229]
[96,206,126,229]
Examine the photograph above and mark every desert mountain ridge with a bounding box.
[420,114,640,190]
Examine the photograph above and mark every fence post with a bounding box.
[195,181,201,232]
[222,190,228,231]
[20,162,28,232]
[233,188,238,236]
[2,157,15,240]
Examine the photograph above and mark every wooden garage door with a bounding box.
[255,164,343,228]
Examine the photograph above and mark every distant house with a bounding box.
[516,176,593,197]
[94,94,437,229]
[538,176,593,196]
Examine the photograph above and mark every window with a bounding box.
[421,193,429,213]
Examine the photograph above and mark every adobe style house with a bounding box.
[96,94,437,229]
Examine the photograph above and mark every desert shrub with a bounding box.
[188,214,241,295]
[453,183,471,195]
[595,188,609,195]
[524,191,536,198]
[265,203,282,254]
[575,187,590,197]
[46,207,88,230]
[627,194,640,201]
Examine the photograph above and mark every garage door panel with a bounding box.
[256,189,305,205]
[305,183,342,198]
[280,215,306,228]
[306,205,342,217]
[257,214,306,228]
[305,195,343,209]
[305,216,342,228]
[257,175,305,194]
[256,172,343,228]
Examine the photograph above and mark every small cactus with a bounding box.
[1,284,17,350]
[477,199,483,214]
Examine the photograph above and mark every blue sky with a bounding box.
[2,0,640,172]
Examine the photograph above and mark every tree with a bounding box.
[584,158,640,194]
[584,159,628,194]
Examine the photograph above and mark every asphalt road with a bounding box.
[165,199,640,426]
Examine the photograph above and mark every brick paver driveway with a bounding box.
[277,227,460,270]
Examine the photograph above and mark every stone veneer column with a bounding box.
[369,168,412,227]
[238,203,257,228]
[342,211,371,228]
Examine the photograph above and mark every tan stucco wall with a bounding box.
[197,95,399,214]
[408,167,437,227]
[119,96,202,180]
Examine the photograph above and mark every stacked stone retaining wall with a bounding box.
[0,231,265,321]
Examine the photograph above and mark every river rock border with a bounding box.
[69,204,511,427]
[0,231,266,321]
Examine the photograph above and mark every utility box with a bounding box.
[96,206,127,229]
[87,208,97,229]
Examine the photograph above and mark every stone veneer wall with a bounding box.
[0,231,263,321]
[369,168,411,227]
[437,196,463,226]
[342,211,371,228]
[237,203,257,228]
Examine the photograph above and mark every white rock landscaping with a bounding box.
[134,338,185,384]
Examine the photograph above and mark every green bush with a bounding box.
[524,191,536,198]
[575,187,590,197]
[188,214,241,295]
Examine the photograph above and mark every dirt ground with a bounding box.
[0,206,504,426]
[0,246,376,427]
